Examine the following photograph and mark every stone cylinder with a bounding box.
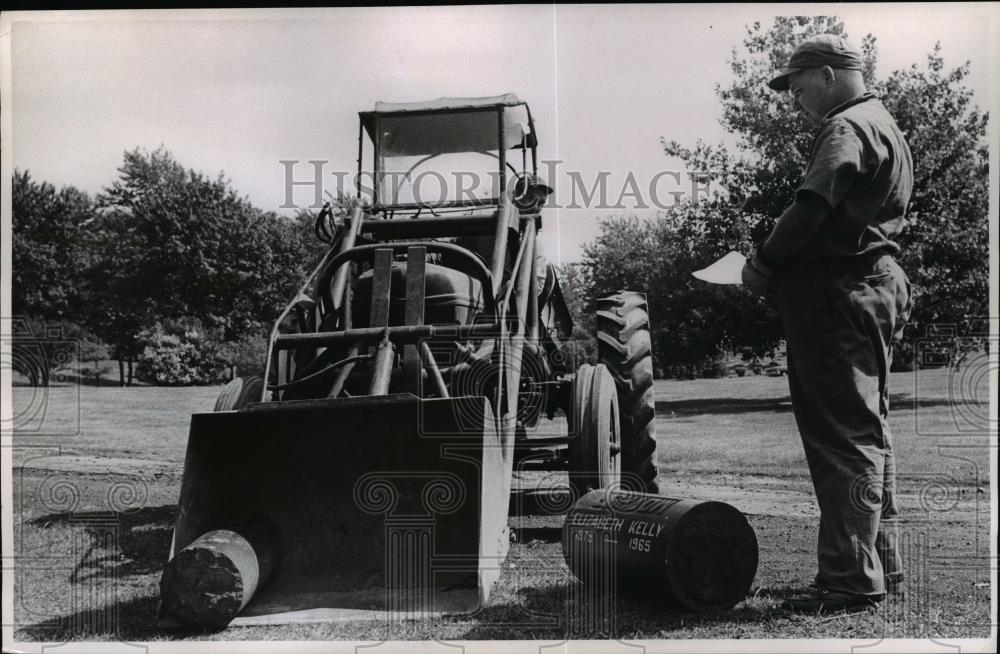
[562,489,758,611]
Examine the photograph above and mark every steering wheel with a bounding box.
[391,151,524,207]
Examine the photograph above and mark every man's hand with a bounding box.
[741,252,774,295]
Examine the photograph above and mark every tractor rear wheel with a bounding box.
[568,363,621,500]
[596,291,658,493]
[213,376,264,412]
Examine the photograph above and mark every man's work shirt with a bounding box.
[792,92,914,261]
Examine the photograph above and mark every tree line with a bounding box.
[12,148,330,385]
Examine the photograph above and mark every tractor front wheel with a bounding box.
[568,363,621,499]
[213,376,264,412]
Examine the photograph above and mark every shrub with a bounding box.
[699,354,728,379]
[135,319,229,385]
[218,331,268,379]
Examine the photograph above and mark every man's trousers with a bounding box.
[776,252,912,596]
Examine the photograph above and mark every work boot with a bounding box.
[781,587,884,613]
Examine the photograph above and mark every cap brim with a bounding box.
[767,68,801,91]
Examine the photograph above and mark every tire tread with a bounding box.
[596,291,658,493]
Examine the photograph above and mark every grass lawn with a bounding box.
[11,360,991,485]
[10,384,218,466]
[653,361,991,486]
[6,358,994,644]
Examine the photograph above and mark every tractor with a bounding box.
[158,94,657,628]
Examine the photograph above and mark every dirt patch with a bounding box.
[14,453,181,479]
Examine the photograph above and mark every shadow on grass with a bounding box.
[15,594,164,642]
[12,368,152,388]
[658,393,985,417]
[657,397,793,416]
[29,505,177,579]
[458,582,776,639]
[887,394,988,410]
[457,584,567,639]
[52,372,124,387]
[611,592,778,638]
[16,594,230,642]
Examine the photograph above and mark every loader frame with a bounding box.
[160,95,592,628]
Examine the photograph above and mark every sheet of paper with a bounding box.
[692,251,747,285]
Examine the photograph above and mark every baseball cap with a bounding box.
[768,34,864,91]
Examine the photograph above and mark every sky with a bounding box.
[6,4,998,263]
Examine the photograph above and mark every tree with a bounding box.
[583,207,782,378]
[878,46,990,348]
[90,147,317,384]
[99,148,309,336]
[84,207,154,385]
[11,170,96,320]
[655,16,989,369]
[11,171,103,386]
[690,17,878,222]
[12,151,344,386]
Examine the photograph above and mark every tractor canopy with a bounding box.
[358,94,537,211]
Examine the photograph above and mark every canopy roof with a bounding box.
[360,94,533,156]
[369,93,522,113]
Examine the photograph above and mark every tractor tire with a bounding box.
[568,363,621,500]
[596,291,659,493]
[213,376,264,412]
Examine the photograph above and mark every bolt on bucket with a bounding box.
[561,489,758,611]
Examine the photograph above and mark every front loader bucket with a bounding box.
[158,394,510,627]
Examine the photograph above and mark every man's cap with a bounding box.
[768,34,864,91]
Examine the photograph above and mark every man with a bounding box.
[742,34,913,613]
